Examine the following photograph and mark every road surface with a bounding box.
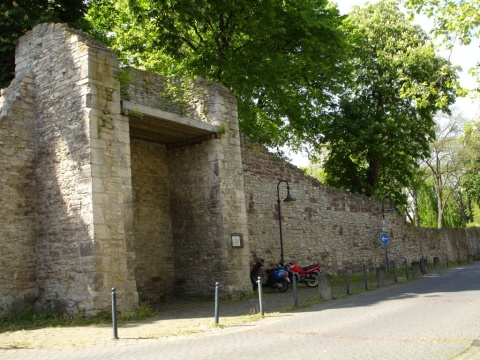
[6,263,480,359]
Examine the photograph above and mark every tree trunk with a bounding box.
[437,190,444,229]
[367,158,378,196]
[457,190,468,226]
[411,189,420,227]
[467,194,474,223]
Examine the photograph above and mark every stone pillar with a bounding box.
[12,23,138,315]
[376,266,385,287]
[168,79,251,296]
[202,81,251,294]
[411,261,421,278]
[318,273,332,300]
[87,44,138,313]
[0,73,38,316]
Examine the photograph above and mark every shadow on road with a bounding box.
[149,262,480,323]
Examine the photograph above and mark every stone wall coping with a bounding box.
[122,100,219,133]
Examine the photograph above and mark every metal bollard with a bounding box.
[404,258,409,280]
[420,257,426,274]
[214,282,220,325]
[293,273,298,307]
[112,288,118,340]
[344,267,350,295]
[446,254,449,267]
[393,261,397,283]
[257,277,264,317]
[363,264,368,290]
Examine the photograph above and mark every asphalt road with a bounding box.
[6,263,480,360]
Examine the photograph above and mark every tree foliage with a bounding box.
[460,120,480,228]
[86,0,348,149]
[317,1,461,203]
[403,0,480,91]
[411,114,480,229]
[422,112,466,228]
[462,121,480,203]
[416,182,438,228]
[0,0,88,89]
[404,0,480,47]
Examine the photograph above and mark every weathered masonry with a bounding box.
[1,23,479,316]
[0,23,250,315]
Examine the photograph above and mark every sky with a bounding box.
[287,0,480,167]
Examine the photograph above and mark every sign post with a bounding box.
[380,232,389,245]
[381,232,390,270]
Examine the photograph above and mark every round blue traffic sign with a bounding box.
[380,232,389,245]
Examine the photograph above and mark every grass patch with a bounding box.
[278,296,325,312]
[0,302,155,333]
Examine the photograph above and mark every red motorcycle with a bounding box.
[283,262,321,287]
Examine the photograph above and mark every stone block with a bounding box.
[411,261,421,278]
[318,273,332,300]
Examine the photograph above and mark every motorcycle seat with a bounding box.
[266,267,282,274]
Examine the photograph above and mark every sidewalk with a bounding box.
[4,269,479,359]
[0,286,324,352]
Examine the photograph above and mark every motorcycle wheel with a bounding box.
[305,274,319,287]
[277,279,289,292]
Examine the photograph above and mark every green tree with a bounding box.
[404,0,480,48]
[403,0,480,91]
[412,112,480,229]
[417,182,438,228]
[86,0,348,149]
[406,166,431,227]
[422,112,466,228]
[0,0,88,89]
[318,1,461,203]
[303,160,327,184]
[461,120,480,225]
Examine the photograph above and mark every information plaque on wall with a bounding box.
[231,233,244,248]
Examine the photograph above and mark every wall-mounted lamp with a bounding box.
[277,180,296,263]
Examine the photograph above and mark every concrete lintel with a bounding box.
[122,100,219,133]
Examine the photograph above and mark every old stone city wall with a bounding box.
[0,23,252,315]
[0,23,138,316]
[241,138,480,273]
[124,67,251,302]
[0,67,37,314]
[0,22,479,317]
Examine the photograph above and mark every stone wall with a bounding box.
[167,140,226,296]
[125,68,251,299]
[241,137,480,273]
[0,23,138,315]
[0,72,38,314]
[130,139,174,302]
[1,22,479,317]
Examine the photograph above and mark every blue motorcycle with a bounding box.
[250,260,290,292]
